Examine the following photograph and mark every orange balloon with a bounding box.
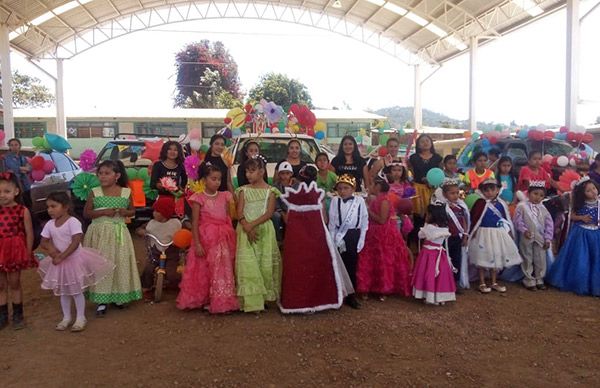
[173,229,192,249]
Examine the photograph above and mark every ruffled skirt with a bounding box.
[0,236,37,272]
[469,227,522,269]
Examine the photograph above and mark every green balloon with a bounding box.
[380,134,389,145]
[200,144,209,153]
[126,168,138,180]
[398,128,406,136]
[32,136,44,148]
[426,168,445,187]
[138,168,149,180]
[465,193,481,210]
[42,137,51,150]
[278,121,286,132]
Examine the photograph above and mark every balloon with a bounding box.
[489,136,498,145]
[398,128,406,136]
[582,133,593,144]
[396,198,413,215]
[555,132,567,141]
[556,155,569,167]
[542,154,553,164]
[575,133,583,143]
[45,133,71,152]
[356,135,363,143]
[315,131,325,140]
[31,155,45,170]
[142,140,163,161]
[378,147,388,157]
[126,167,137,180]
[31,169,45,182]
[232,128,242,137]
[494,124,503,132]
[559,126,569,133]
[426,168,445,187]
[465,193,480,210]
[200,144,209,154]
[580,151,588,159]
[471,132,480,141]
[225,107,246,128]
[188,128,201,140]
[0,130,4,141]
[544,130,554,140]
[463,131,471,138]
[307,129,315,137]
[380,134,389,145]
[518,130,528,139]
[482,138,490,148]
[173,229,192,249]
[314,121,326,132]
[32,136,45,148]
[278,121,286,133]
[42,160,55,174]
[569,157,577,167]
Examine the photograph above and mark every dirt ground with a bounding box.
[2,235,600,388]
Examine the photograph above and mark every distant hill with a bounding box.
[373,106,511,132]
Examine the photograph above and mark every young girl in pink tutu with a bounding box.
[177,164,239,313]
[412,203,456,305]
[357,178,412,300]
[39,192,114,332]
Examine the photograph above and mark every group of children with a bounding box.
[1,140,599,331]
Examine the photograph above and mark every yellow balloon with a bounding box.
[314,121,326,132]
[359,128,366,136]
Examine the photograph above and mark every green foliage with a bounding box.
[174,40,242,108]
[1,71,55,108]
[248,73,313,111]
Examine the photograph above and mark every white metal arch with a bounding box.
[34,1,427,65]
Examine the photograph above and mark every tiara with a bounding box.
[573,175,591,189]
[529,180,546,189]
[441,177,460,187]
[335,174,356,189]
[252,154,268,165]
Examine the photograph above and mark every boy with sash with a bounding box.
[328,174,369,309]
[513,180,553,291]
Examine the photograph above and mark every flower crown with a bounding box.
[335,174,356,189]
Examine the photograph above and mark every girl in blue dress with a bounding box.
[547,177,600,296]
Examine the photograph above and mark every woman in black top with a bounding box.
[273,139,307,184]
[408,133,442,218]
[329,135,368,191]
[150,140,188,196]
[237,140,267,187]
[199,134,233,193]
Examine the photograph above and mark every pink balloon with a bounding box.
[43,159,55,174]
[31,169,45,182]
[542,154,553,164]
[559,126,569,133]
[0,130,5,140]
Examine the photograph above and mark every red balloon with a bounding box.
[173,229,192,249]
[582,133,594,144]
[30,155,44,170]
[574,133,583,143]
[244,103,253,113]
[224,117,232,124]
[490,136,498,145]
[31,169,45,182]
[544,130,554,140]
[566,132,576,142]
[396,198,413,215]
[559,126,569,133]
[378,147,388,157]
[527,130,537,140]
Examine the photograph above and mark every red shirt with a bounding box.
[517,166,551,192]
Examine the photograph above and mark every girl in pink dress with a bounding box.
[39,192,114,332]
[177,164,239,313]
[357,178,412,299]
[412,203,456,305]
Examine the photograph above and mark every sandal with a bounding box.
[55,319,72,331]
[71,318,87,332]
[491,283,507,293]
[96,304,107,317]
[479,283,491,294]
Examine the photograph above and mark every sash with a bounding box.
[521,202,547,245]
[470,198,514,237]
[423,241,456,277]
[334,196,361,253]
[446,201,470,238]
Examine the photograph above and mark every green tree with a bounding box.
[0,70,55,108]
[174,40,242,108]
[248,73,313,111]
[404,121,413,129]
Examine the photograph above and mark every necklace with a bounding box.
[204,191,218,197]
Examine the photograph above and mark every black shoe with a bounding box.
[345,296,361,310]
[12,303,25,330]
[0,304,8,330]
[113,303,127,310]
[536,284,547,290]
[96,304,107,317]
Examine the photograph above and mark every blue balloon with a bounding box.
[315,131,325,140]
[471,132,480,141]
[555,132,567,141]
[482,138,491,148]
[45,133,71,152]
[518,130,528,139]
[426,167,445,187]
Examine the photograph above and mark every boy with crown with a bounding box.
[513,180,554,291]
[328,174,369,309]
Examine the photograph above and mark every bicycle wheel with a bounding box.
[154,272,164,303]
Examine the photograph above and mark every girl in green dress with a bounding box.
[84,160,141,316]
[235,157,281,312]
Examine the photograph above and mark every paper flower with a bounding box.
[184,155,201,181]
[159,176,179,192]
[71,173,100,200]
[79,149,97,172]
[188,179,205,194]
[264,101,284,124]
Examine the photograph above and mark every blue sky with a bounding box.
[12,3,600,127]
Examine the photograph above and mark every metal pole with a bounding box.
[468,36,478,132]
[55,59,67,137]
[566,0,580,130]
[0,24,14,139]
[413,64,422,131]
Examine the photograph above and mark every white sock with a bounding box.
[60,295,72,321]
[73,293,86,321]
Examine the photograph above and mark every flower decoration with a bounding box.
[288,103,316,132]
[79,149,97,172]
[188,179,205,194]
[71,173,100,200]
[184,155,201,181]
[224,107,246,129]
[159,176,179,192]
[264,101,284,124]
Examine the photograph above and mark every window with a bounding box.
[326,122,370,138]
[51,152,76,172]
[15,122,46,138]
[234,137,320,164]
[202,122,223,139]
[67,122,116,138]
[134,122,187,137]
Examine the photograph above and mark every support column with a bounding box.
[55,59,67,138]
[468,36,478,132]
[413,64,422,130]
[0,24,14,139]
[565,0,580,130]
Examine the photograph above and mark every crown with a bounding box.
[574,175,591,188]
[529,180,546,189]
[335,174,356,189]
[441,177,460,187]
